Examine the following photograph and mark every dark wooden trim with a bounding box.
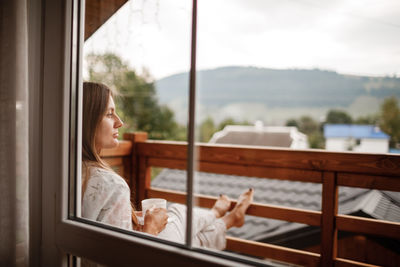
[123,132,148,206]
[137,141,400,177]
[337,172,400,192]
[103,157,123,167]
[100,140,132,157]
[138,156,151,207]
[226,236,320,267]
[84,0,128,40]
[321,171,338,266]
[336,214,400,239]
[334,257,380,267]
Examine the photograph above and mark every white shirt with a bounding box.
[82,166,133,230]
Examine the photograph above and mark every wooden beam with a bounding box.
[334,257,381,267]
[147,187,321,226]
[226,236,320,267]
[137,141,400,177]
[103,156,123,167]
[85,0,128,40]
[336,214,400,239]
[100,140,132,157]
[321,171,338,267]
[337,172,400,192]
[124,132,148,206]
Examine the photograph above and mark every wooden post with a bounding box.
[123,132,148,208]
[137,155,151,209]
[321,171,338,266]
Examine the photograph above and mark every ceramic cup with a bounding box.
[138,198,167,225]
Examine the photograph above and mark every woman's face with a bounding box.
[95,95,123,151]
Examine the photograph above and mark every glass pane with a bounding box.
[79,0,192,246]
[188,0,400,265]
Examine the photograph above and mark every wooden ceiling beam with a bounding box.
[85,0,129,41]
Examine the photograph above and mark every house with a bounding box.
[324,124,390,153]
[210,121,309,149]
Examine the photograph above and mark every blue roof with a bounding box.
[389,148,400,154]
[324,124,389,139]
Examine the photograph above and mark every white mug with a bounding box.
[141,198,167,215]
[138,198,167,225]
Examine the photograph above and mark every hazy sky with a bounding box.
[84,0,400,80]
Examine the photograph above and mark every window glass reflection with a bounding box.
[78,0,400,266]
[190,0,400,264]
[81,0,192,244]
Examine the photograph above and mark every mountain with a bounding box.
[155,66,400,124]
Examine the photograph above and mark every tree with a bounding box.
[354,114,379,125]
[285,118,299,128]
[326,110,352,124]
[198,117,216,142]
[217,118,236,131]
[297,116,320,135]
[379,96,400,148]
[86,52,181,140]
[285,116,324,149]
[217,117,251,131]
[308,132,325,149]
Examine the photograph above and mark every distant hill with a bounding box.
[155,66,400,124]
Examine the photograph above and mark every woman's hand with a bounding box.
[142,207,168,236]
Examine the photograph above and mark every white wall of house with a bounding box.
[290,129,309,149]
[326,138,350,151]
[353,138,389,153]
[326,137,389,153]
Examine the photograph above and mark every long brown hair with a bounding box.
[82,82,111,167]
[82,82,138,227]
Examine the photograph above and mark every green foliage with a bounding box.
[354,114,379,125]
[326,110,353,124]
[297,116,320,135]
[217,117,251,131]
[285,116,324,149]
[197,117,252,142]
[198,117,216,142]
[308,132,325,149]
[379,96,400,148]
[285,119,299,128]
[86,53,128,90]
[86,52,182,140]
[217,118,236,131]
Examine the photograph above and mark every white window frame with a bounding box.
[39,0,258,266]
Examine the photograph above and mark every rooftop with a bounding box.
[209,123,308,149]
[324,124,389,139]
[152,169,400,244]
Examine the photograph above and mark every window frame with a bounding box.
[41,0,256,266]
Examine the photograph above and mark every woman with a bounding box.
[81,82,253,249]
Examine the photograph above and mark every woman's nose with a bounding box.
[115,115,123,128]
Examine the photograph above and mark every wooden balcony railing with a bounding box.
[100,132,400,267]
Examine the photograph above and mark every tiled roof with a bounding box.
[209,125,308,149]
[324,124,389,139]
[152,169,400,243]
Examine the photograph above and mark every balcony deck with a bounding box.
[100,132,400,267]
